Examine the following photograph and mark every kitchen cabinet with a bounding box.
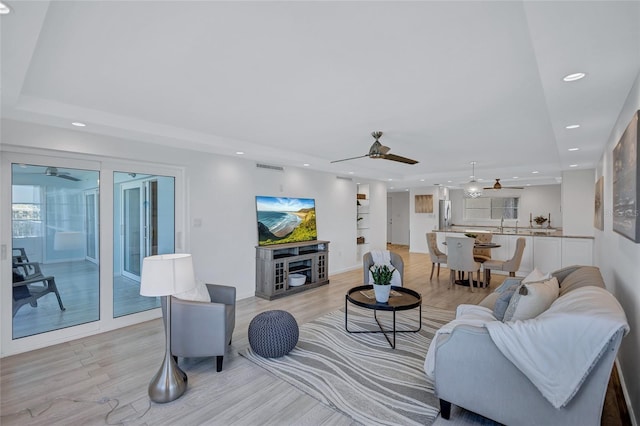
[532,237,562,273]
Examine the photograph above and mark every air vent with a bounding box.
[256,163,284,172]
[336,176,353,181]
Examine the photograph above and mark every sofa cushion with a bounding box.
[174,280,211,302]
[558,266,605,297]
[503,277,559,321]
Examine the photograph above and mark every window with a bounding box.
[464,197,519,220]
[12,185,43,238]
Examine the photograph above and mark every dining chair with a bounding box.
[445,236,480,292]
[473,232,493,262]
[426,232,447,280]
[482,237,526,287]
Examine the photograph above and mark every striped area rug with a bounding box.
[241,306,455,426]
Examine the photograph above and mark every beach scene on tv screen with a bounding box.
[256,196,317,246]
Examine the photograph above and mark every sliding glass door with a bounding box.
[113,172,175,317]
[11,164,100,339]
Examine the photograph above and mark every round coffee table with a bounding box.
[345,285,422,349]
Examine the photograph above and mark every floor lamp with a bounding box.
[140,253,196,403]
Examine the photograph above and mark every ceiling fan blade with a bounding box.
[379,145,391,155]
[330,154,369,163]
[484,185,525,190]
[56,174,81,181]
[380,153,419,164]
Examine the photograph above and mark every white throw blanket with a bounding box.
[424,304,496,377]
[368,250,402,286]
[485,286,629,408]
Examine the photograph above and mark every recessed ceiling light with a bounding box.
[563,72,586,82]
[513,176,519,179]
[569,164,578,168]
[526,184,531,186]
[303,163,310,167]
[405,189,409,191]
[447,180,452,183]
[388,178,393,181]
[71,122,86,127]
[532,171,539,174]
[565,124,581,129]
[348,171,354,175]
[568,148,580,151]
[390,186,395,190]
[235,151,244,155]
[0,2,11,14]
[419,179,425,182]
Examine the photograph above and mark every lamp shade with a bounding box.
[463,180,483,198]
[140,254,196,297]
[463,161,484,198]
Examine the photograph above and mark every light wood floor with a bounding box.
[0,246,628,425]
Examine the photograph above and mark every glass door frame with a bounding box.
[1,151,186,357]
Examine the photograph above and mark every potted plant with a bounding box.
[533,215,548,227]
[370,264,395,303]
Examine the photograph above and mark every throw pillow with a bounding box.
[503,277,559,322]
[493,287,518,321]
[174,280,210,302]
[522,267,550,284]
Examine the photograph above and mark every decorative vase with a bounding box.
[373,284,391,303]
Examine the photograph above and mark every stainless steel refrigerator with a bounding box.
[439,200,451,230]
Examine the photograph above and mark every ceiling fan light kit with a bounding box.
[463,161,483,198]
[483,178,525,192]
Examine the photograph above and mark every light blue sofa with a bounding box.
[429,265,628,426]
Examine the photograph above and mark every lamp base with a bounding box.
[148,351,187,403]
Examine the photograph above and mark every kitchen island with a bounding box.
[434,227,593,276]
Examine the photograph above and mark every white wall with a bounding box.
[561,169,595,237]
[1,119,386,354]
[449,185,563,230]
[409,187,439,253]
[595,70,640,424]
[387,192,410,245]
[186,155,362,299]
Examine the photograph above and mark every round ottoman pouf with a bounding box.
[248,310,299,358]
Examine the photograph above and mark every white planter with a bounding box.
[373,284,391,303]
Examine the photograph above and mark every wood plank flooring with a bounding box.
[1,245,630,425]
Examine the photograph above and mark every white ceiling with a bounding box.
[2,1,639,191]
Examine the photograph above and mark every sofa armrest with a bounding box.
[206,283,236,305]
[432,323,623,426]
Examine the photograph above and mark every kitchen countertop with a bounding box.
[435,226,594,239]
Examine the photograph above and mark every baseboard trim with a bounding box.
[616,359,637,426]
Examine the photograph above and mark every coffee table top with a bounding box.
[346,285,422,311]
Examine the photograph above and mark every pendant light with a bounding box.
[463,161,483,198]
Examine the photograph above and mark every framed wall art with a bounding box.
[612,110,640,242]
[594,176,604,230]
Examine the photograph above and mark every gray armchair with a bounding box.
[162,283,236,372]
[362,251,404,285]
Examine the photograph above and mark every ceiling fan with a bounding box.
[331,131,419,165]
[43,167,81,181]
[484,178,524,190]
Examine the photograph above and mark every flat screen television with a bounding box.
[256,196,317,246]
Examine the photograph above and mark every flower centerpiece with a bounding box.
[533,215,548,227]
[370,264,396,303]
